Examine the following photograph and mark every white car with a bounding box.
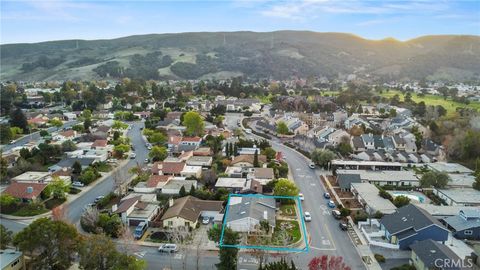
[158,243,178,253]
[130,153,137,159]
[304,212,312,222]
[298,193,304,201]
[72,181,84,187]
[201,216,210,225]
[308,163,316,169]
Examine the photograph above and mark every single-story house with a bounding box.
[161,180,197,195]
[161,196,223,229]
[11,171,50,183]
[151,162,186,176]
[231,154,267,167]
[434,188,480,206]
[113,195,160,226]
[3,182,47,202]
[186,156,212,167]
[443,209,480,240]
[410,239,463,270]
[248,168,275,185]
[225,196,276,233]
[336,171,361,191]
[380,204,449,249]
[180,166,202,179]
[224,166,245,178]
[48,158,96,172]
[351,183,397,215]
[133,175,173,193]
[53,130,78,141]
[215,178,248,193]
[0,249,25,270]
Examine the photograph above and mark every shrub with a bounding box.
[374,254,385,263]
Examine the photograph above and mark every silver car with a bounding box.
[158,243,178,253]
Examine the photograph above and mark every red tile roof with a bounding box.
[181,136,202,142]
[168,136,182,145]
[3,182,47,200]
[59,130,75,138]
[92,139,108,148]
[151,162,185,175]
[146,175,173,188]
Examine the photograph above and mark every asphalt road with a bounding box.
[1,120,78,152]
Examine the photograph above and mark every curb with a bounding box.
[0,210,52,220]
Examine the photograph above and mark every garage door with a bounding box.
[129,219,143,227]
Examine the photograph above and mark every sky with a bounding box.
[1,0,479,44]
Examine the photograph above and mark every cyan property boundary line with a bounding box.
[219,193,309,252]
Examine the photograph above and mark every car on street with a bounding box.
[147,145,152,150]
[323,192,331,199]
[201,216,210,225]
[84,203,96,210]
[339,222,348,231]
[308,162,315,169]
[304,211,312,222]
[158,243,178,253]
[130,153,137,159]
[9,140,15,144]
[94,196,105,204]
[144,158,149,163]
[298,193,304,201]
[327,200,336,208]
[332,210,342,219]
[72,181,85,187]
[244,128,252,134]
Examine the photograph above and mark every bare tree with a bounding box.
[117,226,139,255]
[166,227,192,270]
[112,167,130,196]
[80,206,99,233]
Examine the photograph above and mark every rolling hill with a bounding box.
[1,31,479,81]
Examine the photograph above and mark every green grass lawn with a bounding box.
[376,90,480,116]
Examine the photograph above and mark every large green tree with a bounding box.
[10,107,28,133]
[182,111,205,136]
[420,171,450,188]
[311,149,336,169]
[0,224,12,249]
[276,121,289,135]
[148,146,168,162]
[217,227,241,270]
[13,218,81,270]
[273,178,300,198]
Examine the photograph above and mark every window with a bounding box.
[464,230,473,235]
[185,222,190,227]
[167,221,173,226]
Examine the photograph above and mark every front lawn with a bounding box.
[271,220,301,245]
[10,203,49,216]
[44,197,67,210]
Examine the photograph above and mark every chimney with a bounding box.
[169,197,174,207]
[26,187,33,194]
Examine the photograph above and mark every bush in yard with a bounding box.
[393,195,410,207]
[97,192,117,209]
[374,254,385,263]
[97,213,122,238]
[340,208,351,217]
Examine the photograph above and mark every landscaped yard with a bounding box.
[271,220,301,245]
[0,202,49,217]
[279,204,297,217]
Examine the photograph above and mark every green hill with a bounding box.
[1,31,479,81]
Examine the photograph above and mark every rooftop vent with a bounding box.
[26,187,33,194]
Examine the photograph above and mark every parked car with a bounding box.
[327,200,336,208]
[339,222,348,231]
[72,181,85,187]
[158,244,178,253]
[130,153,137,159]
[323,192,331,199]
[9,140,15,145]
[94,196,105,204]
[309,162,316,169]
[332,210,342,219]
[201,216,210,225]
[144,158,149,163]
[244,128,252,134]
[107,158,118,163]
[304,212,312,222]
[298,193,304,201]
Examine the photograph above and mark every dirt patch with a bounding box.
[334,188,354,198]
[341,198,363,209]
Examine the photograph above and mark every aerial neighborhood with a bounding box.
[1,77,479,270]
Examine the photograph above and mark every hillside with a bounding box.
[1,31,479,81]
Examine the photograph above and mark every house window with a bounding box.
[167,221,173,226]
[185,222,190,227]
[464,230,473,235]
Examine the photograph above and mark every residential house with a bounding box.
[161,180,197,195]
[443,209,480,240]
[53,130,78,141]
[186,156,212,167]
[48,158,96,172]
[113,195,160,226]
[11,171,50,183]
[226,196,276,233]
[410,239,463,270]
[91,140,111,151]
[151,162,186,176]
[133,175,173,193]
[247,168,275,185]
[336,170,362,191]
[332,160,404,171]
[180,166,202,179]
[361,134,375,150]
[224,167,246,178]
[434,188,480,207]
[3,182,47,202]
[161,196,224,229]
[380,204,449,249]
[0,249,25,270]
[231,154,267,167]
[393,135,406,150]
[351,136,366,152]
[351,183,397,215]
[214,178,264,193]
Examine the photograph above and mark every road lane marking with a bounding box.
[134,251,146,258]
[310,246,336,251]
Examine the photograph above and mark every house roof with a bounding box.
[59,130,75,138]
[410,240,462,269]
[231,154,267,166]
[146,175,173,188]
[160,195,223,222]
[3,182,47,199]
[252,168,274,179]
[53,158,96,168]
[168,135,182,145]
[114,196,140,213]
[336,172,361,189]
[443,209,480,232]
[352,136,365,149]
[380,204,444,237]
[151,162,185,174]
[92,139,108,148]
[182,136,202,142]
[226,196,276,226]
[96,125,110,133]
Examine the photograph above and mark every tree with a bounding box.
[97,213,122,238]
[148,146,168,162]
[182,111,204,136]
[112,120,128,130]
[189,184,196,195]
[308,255,351,270]
[311,149,336,169]
[393,196,410,208]
[10,126,23,137]
[13,218,81,270]
[261,147,276,161]
[259,258,298,270]
[0,224,12,249]
[337,143,352,156]
[49,118,63,128]
[273,178,300,198]
[113,144,130,158]
[72,161,82,175]
[44,176,70,199]
[217,227,241,270]
[0,124,13,144]
[253,150,259,167]
[61,140,77,152]
[276,121,289,135]
[10,107,28,133]
[179,186,187,197]
[420,171,450,188]
[84,117,92,131]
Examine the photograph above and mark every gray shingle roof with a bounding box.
[443,209,480,232]
[380,204,444,237]
[410,240,462,269]
[337,173,361,189]
[226,196,276,227]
